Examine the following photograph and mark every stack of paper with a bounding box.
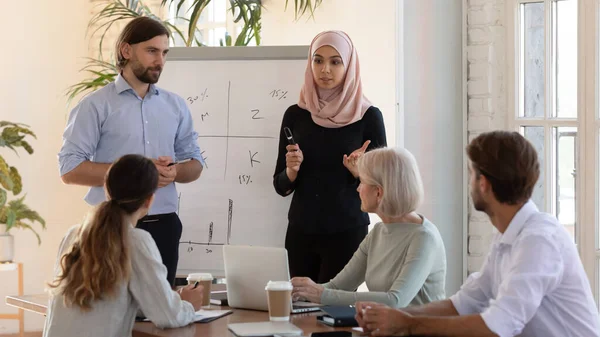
[227,321,303,336]
[194,309,233,323]
[141,309,233,324]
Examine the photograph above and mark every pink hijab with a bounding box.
[298,30,371,128]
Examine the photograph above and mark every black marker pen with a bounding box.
[167,158,192,167]
[283,127,298,151]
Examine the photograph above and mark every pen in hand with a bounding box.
[167,158,192,167]
[283,127,298,152]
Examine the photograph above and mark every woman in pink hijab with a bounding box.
[273,31,387,283]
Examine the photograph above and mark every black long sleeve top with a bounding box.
[273,104,387,234]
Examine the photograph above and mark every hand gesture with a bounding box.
[355,301,386,334]
[153,156,177,188]
[291,277,324,303]
[285,144,303,173]
[285,144,303,183]
[343,140,371,178]
[178,284,204,311]
[357,301,414,336]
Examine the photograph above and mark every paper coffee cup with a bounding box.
[265,280,293,321]
[187,273,212,308]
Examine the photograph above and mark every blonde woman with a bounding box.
[44,155,203,337]
[292,147,447,308]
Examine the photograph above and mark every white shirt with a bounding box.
[43,225,195,337]
[450,201,600,337]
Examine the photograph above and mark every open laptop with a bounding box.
[223,245,322,313]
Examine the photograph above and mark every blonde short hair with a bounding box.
[358,147,424,218]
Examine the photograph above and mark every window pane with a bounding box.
[522,126,546,210]
[208,29,215,46]
[173,0,208,24]
[171,30,186,47]
[553,127,577,242]
[198,3,209,24]
[214,0,227,22]
[554,0,578,118]
[519,2,545,118]
[214,27,227,47]
[194,29,206,46]
[168,0,208,46]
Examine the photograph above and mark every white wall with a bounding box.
[402,0,465,295]
[0,1,91,333]
[261,0,398,146]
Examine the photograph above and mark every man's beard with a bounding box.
[472,190,487,213]
[132,61,162,84]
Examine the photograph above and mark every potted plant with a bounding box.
[0,121,45,262]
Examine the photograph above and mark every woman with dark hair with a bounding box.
[44,154,203,337]
[273,30,387,283]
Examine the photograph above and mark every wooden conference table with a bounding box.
[5,293,357,337]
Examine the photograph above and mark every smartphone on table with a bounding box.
[310,332,353,337]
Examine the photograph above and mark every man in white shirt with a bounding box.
[356,131,600,337]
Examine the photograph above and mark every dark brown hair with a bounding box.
[467,130,540,205]
[115,17,170,70]
[48,154,159,310]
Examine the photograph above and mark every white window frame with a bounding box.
[583,0,600,307]
[506,0,598,306]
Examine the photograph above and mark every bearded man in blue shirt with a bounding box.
[58,17,204,286]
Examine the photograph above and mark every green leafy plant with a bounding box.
[66,58,119,108]
[90,0,192,57]
[0,121,45,245]
[284,0,323,20]
[67,0,322,105]
[219,1,262,46]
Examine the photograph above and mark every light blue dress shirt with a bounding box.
[58,74,204,215]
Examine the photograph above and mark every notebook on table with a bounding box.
[316,305,359,327]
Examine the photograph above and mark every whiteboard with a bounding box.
[158,46,308,276]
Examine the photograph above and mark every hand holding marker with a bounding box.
[167,158,192,167]
[284,126,302,178]
[284,127,297,149]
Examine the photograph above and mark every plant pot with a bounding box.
[0,225,14,262]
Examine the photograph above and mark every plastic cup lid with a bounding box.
[265,280,293,291]
[186,273,213,281]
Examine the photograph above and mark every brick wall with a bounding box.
[466,0,507,273]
